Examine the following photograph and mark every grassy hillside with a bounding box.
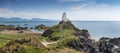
[16,46,47,53]
[0,21,92,53]
[0,33,81,53]
[42,21,80,42]
[0,33,27,48]
[0,34,49,53]
[40,20,94,53]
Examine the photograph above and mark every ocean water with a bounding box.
[0,21,120,40]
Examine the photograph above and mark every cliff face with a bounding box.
[58,37,95,53]
[98,37,120,53]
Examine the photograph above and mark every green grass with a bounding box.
[0,33,27,48]
[46,29,76,42]
[16,46,48,53]
[0,39,9,47]
[0,33,27,40]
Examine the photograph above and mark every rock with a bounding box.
[60,37,95,53]
[0,24,14,30]
[35,24,48,30]
[99,37,111,43]
[15,27,28,31]
[30,27,33,29]
[73,29,91,39]
[42,29,53,37]
[98,37,120,53]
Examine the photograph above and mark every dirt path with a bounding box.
[41,39,57,47]
[41,41,56,47]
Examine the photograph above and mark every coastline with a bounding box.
[0,21,120,53]
[0,21,120,41]
[0,29,42,35]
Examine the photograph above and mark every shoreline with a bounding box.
[0,29,42,35]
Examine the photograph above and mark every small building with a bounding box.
[62,12,69,22]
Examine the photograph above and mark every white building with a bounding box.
[62,12,69,22]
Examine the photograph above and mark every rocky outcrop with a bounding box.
[63,37,120,53]
[73,29,91,39]
[35,24,48,30]
[0,24,29,31]
[0,25,14,30]
[42,21,79,37]
[97,37,120,53]
[63,37,95,53]
[42,29,53,37]
[42,19,94,53]
[15,27,28,31]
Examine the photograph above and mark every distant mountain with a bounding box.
[0,17,27,21]
[30,18,49,21]
[0,17,50,21]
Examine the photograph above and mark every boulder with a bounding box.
[59,37,95,53]
[73,29,91,39]
[0,24,14,30]
[35,24,47,30]
[42,29,53,37]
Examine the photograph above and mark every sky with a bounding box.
[0,0,120,21]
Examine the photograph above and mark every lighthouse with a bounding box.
[62,12,69,22]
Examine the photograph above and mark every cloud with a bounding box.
[0,8,61,20]
[0,8,15,18]
[70,3,110,10]
[0,8,39,19]
[58,0,85,3]
[0,3,120,21]
[65,3,120,21]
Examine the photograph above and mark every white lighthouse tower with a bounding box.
[62,12,69,22]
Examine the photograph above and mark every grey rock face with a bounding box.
[42,29,53,37]
[98,37,120,53]
[65,37,95,53]
[73,29,91,39]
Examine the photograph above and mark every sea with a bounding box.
[0,21,120,41]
